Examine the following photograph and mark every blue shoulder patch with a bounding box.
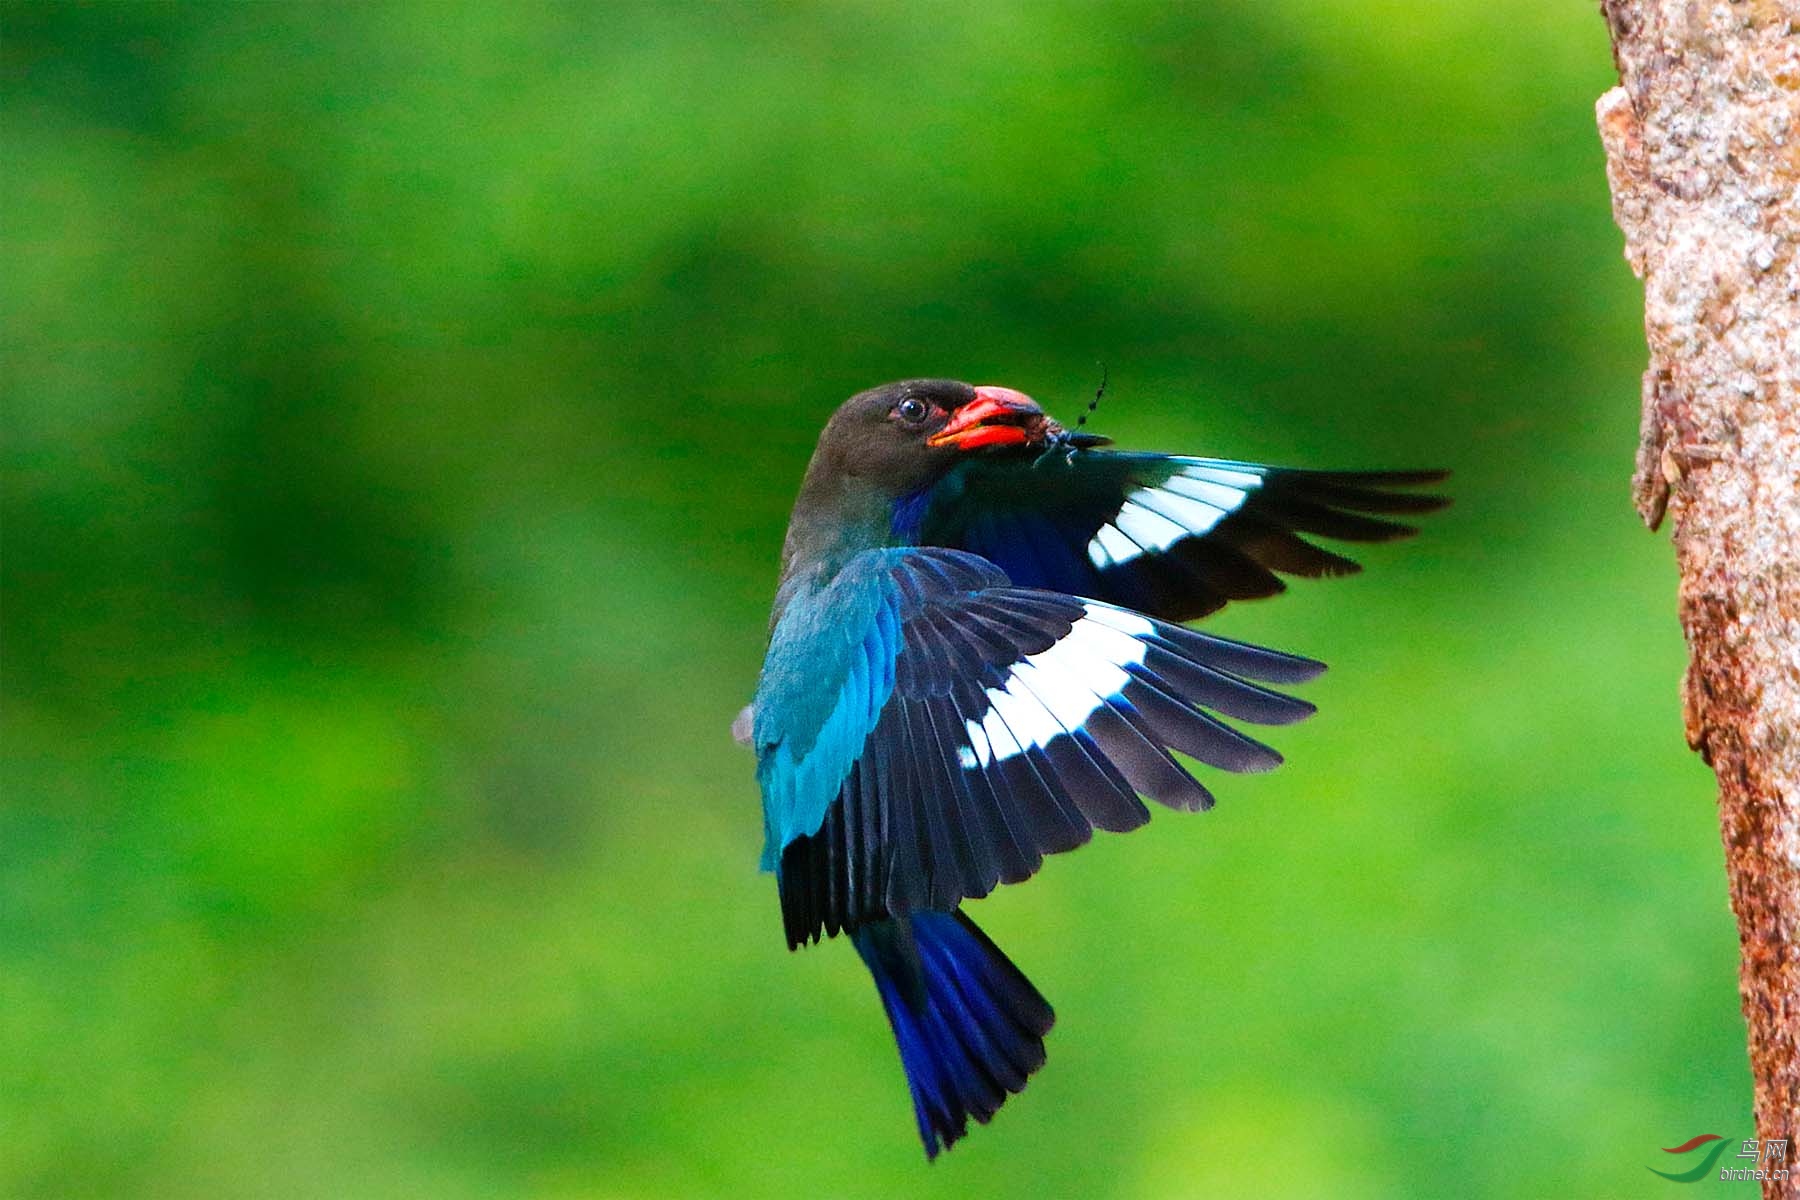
[753,552,905,871]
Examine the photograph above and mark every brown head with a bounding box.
[809,378,1064,498]
[776,379,1072,586]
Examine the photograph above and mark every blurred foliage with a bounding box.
[0,3,1746,1198]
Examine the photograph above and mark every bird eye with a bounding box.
[895,397,929,425]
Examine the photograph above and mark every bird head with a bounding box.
[822,379,1087,495]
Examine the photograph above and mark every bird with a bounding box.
[742,378,1445,1159]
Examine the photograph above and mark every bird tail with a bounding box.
[851,909,1054,1159]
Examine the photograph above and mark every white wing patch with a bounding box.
[1085,462,1264,569]
[959,604,1153,768]
[1112,499,1188,553]
[1089,522,1137,569]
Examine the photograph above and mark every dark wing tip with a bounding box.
[1237,745,1284,773]
[1378,467,1450,485]
[1325,468,1452,513]
[1262,469,1451,543]
[1310,467,1449,487]
[1263,695,1318,726]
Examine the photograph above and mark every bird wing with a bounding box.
[909,452,1448,622]
[754,547,1322,949]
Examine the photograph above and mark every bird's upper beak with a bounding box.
[927,385,1051,451]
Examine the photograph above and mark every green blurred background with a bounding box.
[2,3,1747,1197]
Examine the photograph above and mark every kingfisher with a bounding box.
[742,379,1444,1159]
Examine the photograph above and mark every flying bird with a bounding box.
[742,379,1445,1159]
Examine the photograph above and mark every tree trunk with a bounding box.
[1596,3,1800,1193]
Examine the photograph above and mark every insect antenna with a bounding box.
[1033,363,1112,467]
[1075,362,1107,433]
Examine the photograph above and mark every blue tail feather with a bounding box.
[852,909,1053,1158]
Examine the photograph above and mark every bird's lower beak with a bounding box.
[927,386,1050,451]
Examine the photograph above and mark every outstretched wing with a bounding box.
[755,547,1322,949]
[908,452,1448,622]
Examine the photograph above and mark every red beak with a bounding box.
[926,385,1047,451]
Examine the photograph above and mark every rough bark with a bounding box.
[1596,3,1800,1192]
